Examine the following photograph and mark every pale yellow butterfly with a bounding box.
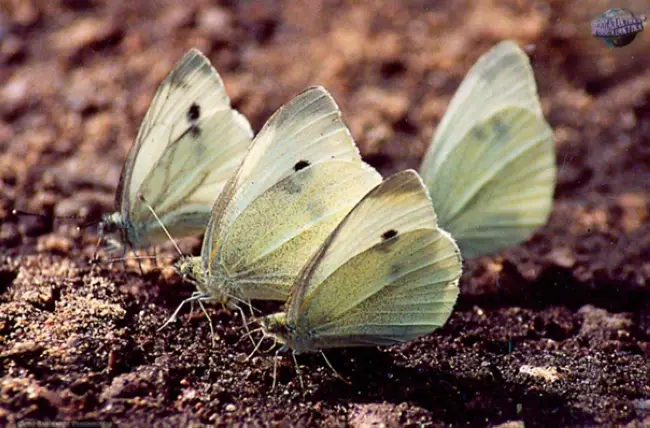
[256,170,461,386]
[174,86,382,315]
[98,49,252,255]
[419,41,556,258]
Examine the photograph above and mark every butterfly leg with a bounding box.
[120,246,128,271]
[262,337,278,354]
[136,250,145,275]
[183,298,196,325]
[91,235,103,268]
[152,246,159,268]
[291,351,305,390]
[245,331,267,360]
[235,305,257,346]
[320,351,350,384]
[198,298,217,346]
[271,347,283,392]
[159,292,204,331]
[220,302,232,317]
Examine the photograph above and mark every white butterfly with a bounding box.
[419,41,557,258]
[256,170,461,386]
[176,86,382,312]
[98,49,253,255]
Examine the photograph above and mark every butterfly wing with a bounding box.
[286,170,461,348]
[116,49,252,245]
[419,41,556,258]
[424,107,555,258]
[202,86,382,301]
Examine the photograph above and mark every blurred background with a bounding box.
[0,0,648,426]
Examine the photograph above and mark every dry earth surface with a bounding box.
[1,0,649,426]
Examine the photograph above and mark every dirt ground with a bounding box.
[1,0,649,426]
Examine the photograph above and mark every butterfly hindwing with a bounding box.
[426,107,555,258]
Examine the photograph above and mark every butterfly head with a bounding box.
[175,256,207,289]
[96,212,132,251]
[259,312,292,344]
[98,212,122,235]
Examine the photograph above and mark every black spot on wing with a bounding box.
[382,229,398,241]
[293,160,310,171]
[190,125,201,138]
[187,102,201,122]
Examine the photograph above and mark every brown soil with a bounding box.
[1,0,649,426]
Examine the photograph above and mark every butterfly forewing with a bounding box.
[293,169,438,302]
[128,107,252,242]
[206,86,366,253]
[420,41,542,185]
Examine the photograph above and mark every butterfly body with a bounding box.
[177,255,243,308]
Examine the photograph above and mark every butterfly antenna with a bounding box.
[12,209,89,223]
[137,193,184,257]
[103,255,172,264]
[78,219,101,230]
[13,209,97,234]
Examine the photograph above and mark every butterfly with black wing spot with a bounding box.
[255,170,461,388]
[98,49,253,261]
